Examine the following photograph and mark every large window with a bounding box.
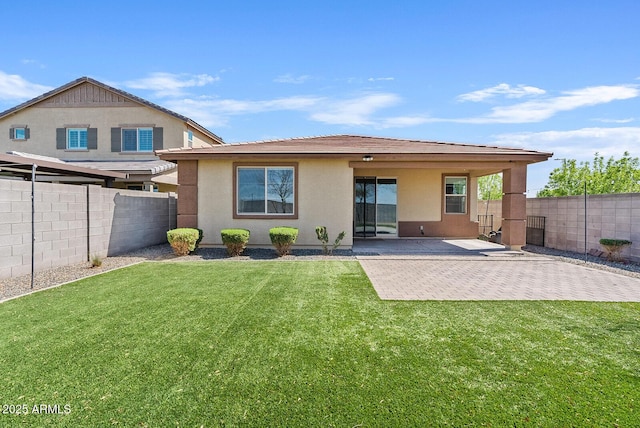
[122,128,153,152]
[236,165,296,217]
[67,128,87,150]
[445,176,467,214]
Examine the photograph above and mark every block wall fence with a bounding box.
[478,194,640,263]
[0,179,177,280]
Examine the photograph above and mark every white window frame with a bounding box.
[444,176,468,214]
[122,127,153,152]
[13,127,27,140]
[187,130,194,147]
[67,128,87,150]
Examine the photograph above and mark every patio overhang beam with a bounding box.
[348,160,526,169]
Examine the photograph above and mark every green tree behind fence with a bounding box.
[537,152,640,197]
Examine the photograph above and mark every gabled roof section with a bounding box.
[157,134,552,163]
[0,76,224,145]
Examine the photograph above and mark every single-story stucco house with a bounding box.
[157,135,552,250]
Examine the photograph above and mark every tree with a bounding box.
[478,173,503,200]
[537,152,640,197]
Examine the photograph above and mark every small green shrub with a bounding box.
[167,228,201,256]
[195,228,204,249]
[599,238,632,262]
[315,226,346,255]
[269,227,299,256]
[91,254,103,268]
[221,228,250,256]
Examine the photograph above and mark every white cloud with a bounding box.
[274,74,311,84]
[461,85,640,124]
[491,127,640,160]
[164,92,416,129]
[309,93,401,126]
[592,117,635,124]
[457,83,546,102]
[368,77,395,82]
[124,72,219,97]
[0,71,53,101]
[165,95,322,127]
[21,59,46,69]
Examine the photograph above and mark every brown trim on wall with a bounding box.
[176,160,198,228]
[232,162,299,220]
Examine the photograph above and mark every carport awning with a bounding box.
[0,153,127,181]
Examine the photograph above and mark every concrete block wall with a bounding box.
[526,194,640,263]
[0,179,177,280]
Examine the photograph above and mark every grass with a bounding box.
[0,261,638,426]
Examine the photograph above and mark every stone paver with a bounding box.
[355,240,640,301]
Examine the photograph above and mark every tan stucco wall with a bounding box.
[354,168,479,222]
[198,158,354,248]
[0,106,200,160]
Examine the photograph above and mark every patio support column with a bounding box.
[501,163,527,250]
[177,160,198,228]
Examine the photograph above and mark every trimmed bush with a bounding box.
[269,226,299,256]
[221,228,250,256]
[599,238,632,262]
[167,228,201,256]
[315,226,346,255]
[195,228,204,249]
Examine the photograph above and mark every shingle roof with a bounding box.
[0,76,224,144]
[157,134,552,163]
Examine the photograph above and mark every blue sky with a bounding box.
[1,0,639,195]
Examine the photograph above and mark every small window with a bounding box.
[10,127,29,140]
[122,128,153,152]
[187,130,193,147]
[236,165,296,217]
[67,128,87,150]
[445,176,467,214]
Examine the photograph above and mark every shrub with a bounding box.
[221,228,250,256]
[167,228,201,256]
[195,228,204,250]
[599,238,632,262]
[315,226,346,255]
[91,254,103,268]
[269,226,299,256]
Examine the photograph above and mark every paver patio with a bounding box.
[354,239,640,301]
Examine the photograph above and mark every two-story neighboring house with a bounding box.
[0,77,223,191]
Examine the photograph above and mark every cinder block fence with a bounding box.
[0,179,176,280]
[478,194,640,263]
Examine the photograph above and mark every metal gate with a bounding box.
[526,216,545,246]
[478,214,493,236]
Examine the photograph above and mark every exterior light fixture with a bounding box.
[362,155,374,162]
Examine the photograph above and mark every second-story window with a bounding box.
[67,128,88,150]
[122,128,153,152]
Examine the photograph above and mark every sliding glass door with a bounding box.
[354,177,397,237]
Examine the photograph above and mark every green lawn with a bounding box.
[0,261,638,427]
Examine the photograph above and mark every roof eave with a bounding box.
[158,151,552,164]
